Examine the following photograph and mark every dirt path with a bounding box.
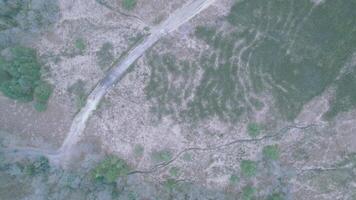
[55,0,216,165]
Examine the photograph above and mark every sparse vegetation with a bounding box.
[0,46,52,111]
[68,80,87,109]
[262,145,280,160]
[96,42,114,71]
[151,149,172,163]
[240,160,257,177]
[169,167,180,177]
[23,156,50,176]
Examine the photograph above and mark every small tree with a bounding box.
[240,160,257,177]
[247,122,262,138]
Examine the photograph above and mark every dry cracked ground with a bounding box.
[1,0,356,199]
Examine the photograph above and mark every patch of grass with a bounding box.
[240,160,257,177]
[262,145,280,160]
[151,149,172,163]
[247,123,262,138]
[122,0,137,10]
[96,42,114,71]
[241,185,256,200]
[91,155,130,184]
[324,72,356,119]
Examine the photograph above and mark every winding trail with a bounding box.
[55,0,216,164]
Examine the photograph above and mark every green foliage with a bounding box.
[241,185,256,200]
[151,149,172,163]
[247,123,262,138]
[91,156,130,184]
[267,193,284,200]
[240,160,257,177]
[96,42,114,70]
[324,72,356,119]
[195,26,217,45]
[169,167,180,177]
[74,38,86,55]
[0,46,52,110]
[122,0,137,10]
[229,174,239,184]
[23,156,50,176]
[262,145,280,160]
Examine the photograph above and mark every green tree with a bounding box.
[240,160,257,177]
[91,156,130,184]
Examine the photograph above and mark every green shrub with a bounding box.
[240,160,257,177]
[74,38,86,55]
[34,81,52,103]
[262,145,280,160]
[241,185,256,200]
[0,46,52,110]
[122,0,137,10]
[247,123,262,138]
[91,155,130,184]
[24,156,50,176]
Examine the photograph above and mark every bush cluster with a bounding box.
[0,46,52,111]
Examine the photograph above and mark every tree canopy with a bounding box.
[0,46,52,111]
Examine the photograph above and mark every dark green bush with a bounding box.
[91,155,130,184]
[0,46,52,111]
[240,160,257,177]
[247,123,262,138]
[122,0,137,10]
